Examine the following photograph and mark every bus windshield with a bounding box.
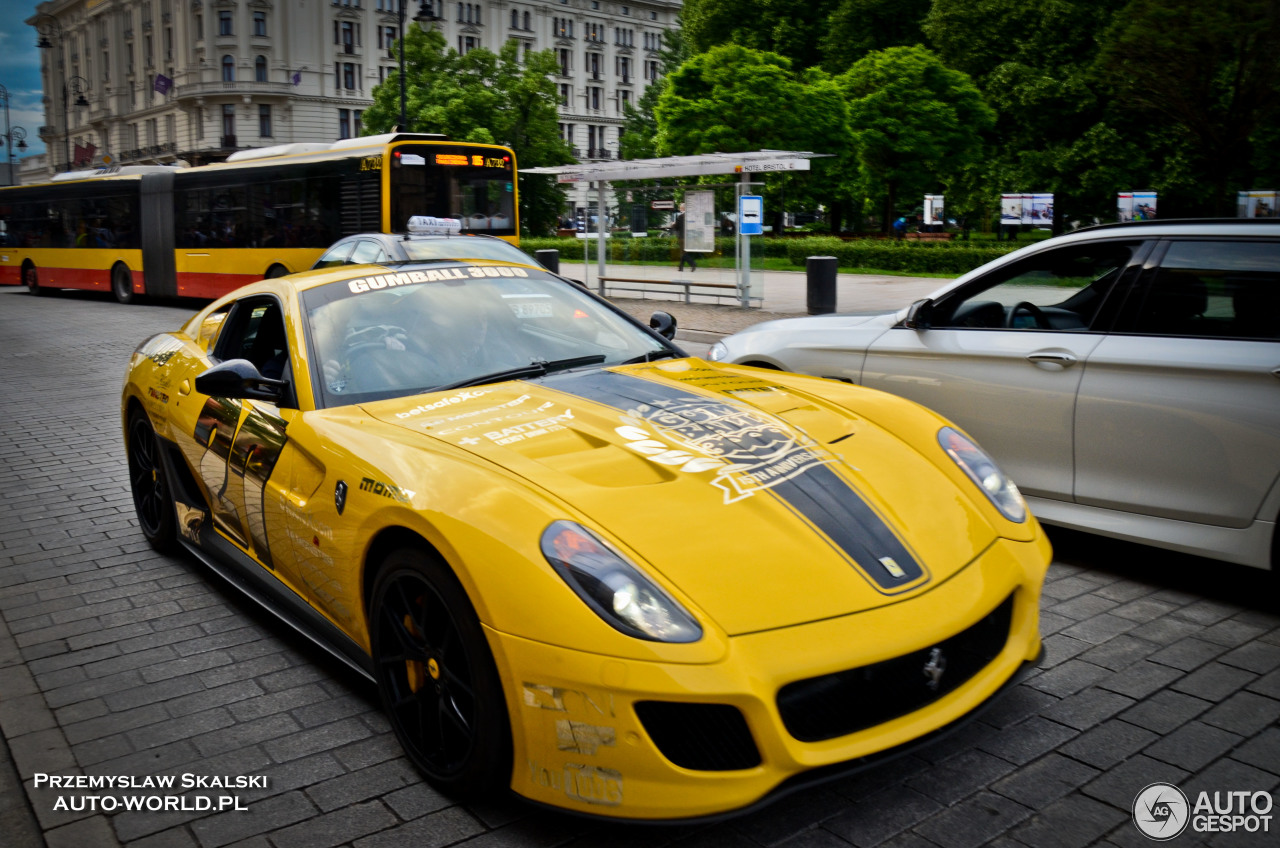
[389,144,516,238]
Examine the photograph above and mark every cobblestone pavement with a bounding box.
[0,287,1277,848]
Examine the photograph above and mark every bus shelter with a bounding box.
[522,151,829,308]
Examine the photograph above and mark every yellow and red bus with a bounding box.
[0,133,517,302]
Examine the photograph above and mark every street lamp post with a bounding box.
[64,75,90,168]
[395,1,439,131]
[0,84,30,186]
[33,13,69,170]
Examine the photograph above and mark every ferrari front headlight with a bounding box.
[939,427,1027,523]
[540,521,701,643]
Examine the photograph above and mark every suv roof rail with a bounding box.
[1077,217,1280,233]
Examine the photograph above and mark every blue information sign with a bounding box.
[738,195,764,235]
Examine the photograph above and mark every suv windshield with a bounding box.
[302,265,673,408]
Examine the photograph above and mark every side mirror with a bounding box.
[903,299,933,330]
[195,359,286,402]
[649,311,677,340]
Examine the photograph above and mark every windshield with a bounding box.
[400,237,537,265]
[302,265,674,408]
[389,144,516,237]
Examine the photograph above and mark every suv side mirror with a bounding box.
[649,311,677,340]
[195,359,286,402]
[903,299,933,330]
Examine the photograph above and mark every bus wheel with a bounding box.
[111,263,135,304]
[23,262,46,297]
[264,264,289,279]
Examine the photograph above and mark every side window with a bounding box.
[1131,240,1280,340]
[349,239,387,265]
[214,298,290,380]
[933,241,1139,331]
[314,241,355,269]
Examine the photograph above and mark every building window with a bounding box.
[458,35,479,54]
[337,21,358,53]
[195,14,203,40]
[222,104,235,142]
[379,25,397,50]
[194,107,204,140]
[218,10,233,36]
[510,9,518,28]
[558,48,570,75]
[222,55,235,81]
[255,55,268,82]
[619,89,631,112]
[559,83,570,106]
[342,62,357,89]
[587,86,601,111]
[259,105,272,137]
[586,51,601,79]
[339,108,351,139]
[253,11,267,36]
[355,109,363,136]
[523,11,530,29]
[621,5,629,14]
[617,56,630,82]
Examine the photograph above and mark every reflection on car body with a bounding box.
[710,219,1280,570]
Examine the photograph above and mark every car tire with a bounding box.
[264,264,289,279]
[23,262,46,296]
[369,548,512,797]
[112,263,135,304]
[126,408,177,552]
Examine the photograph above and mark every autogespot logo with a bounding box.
[1133,783,1190,841]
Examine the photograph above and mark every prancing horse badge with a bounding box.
[335,480,348,515]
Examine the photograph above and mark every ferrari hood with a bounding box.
[365,360,998,635]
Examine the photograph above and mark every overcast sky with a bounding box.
[3,4,52,161]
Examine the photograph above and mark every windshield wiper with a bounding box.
[620,349,681,365]
[430,354,607,391]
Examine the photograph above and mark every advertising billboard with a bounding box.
[1118,191,1157,222]
[684,190,716,253]
[924,195,945,226]
[1237,190,1277,218]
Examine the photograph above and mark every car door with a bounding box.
[191,295,294,566]
[861,239,1148,501]
[1074,238,1280,527]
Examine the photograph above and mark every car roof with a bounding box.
[1074,218,1280,236]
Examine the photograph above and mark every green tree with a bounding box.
[819,0,932,73]
[681,0,841,71]
[363,27,572,235]
[1095,0,1280,215]
[838,45,994,232]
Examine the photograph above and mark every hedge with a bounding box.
[519,236,1017,276]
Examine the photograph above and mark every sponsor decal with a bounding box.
[147,387,170,404]
[359,476,415,504]
[395,389,492,420]
[478,409,575,445]
[346,265,529,294]
[527,761,623,807]
[922,647,947,691]
[617,397,836,505]
[137,336,185,366]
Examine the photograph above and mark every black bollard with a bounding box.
[806,255,837,315]
[535,249,560,274]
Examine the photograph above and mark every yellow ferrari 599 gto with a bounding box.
[121,244,1050,820]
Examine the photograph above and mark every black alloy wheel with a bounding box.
[126,409,176,552]
[370,548,511,797]
[112,263,135,304]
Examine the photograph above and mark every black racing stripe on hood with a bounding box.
[544,369,926,593]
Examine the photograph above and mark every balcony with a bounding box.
[175,80,295,99]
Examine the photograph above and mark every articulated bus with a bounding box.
[0,133,517,302]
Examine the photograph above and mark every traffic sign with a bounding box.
[739,195,763,235]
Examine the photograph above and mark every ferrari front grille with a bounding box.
[777,593,1015,742]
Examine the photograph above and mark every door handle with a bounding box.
[1027,352,1078,366]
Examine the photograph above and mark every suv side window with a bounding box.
[1131,240,1280,340]
[214,297,290,380]
[933,241,1139,331]
[350,239,388,265]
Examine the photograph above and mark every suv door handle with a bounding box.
[1027,352,1078,366]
